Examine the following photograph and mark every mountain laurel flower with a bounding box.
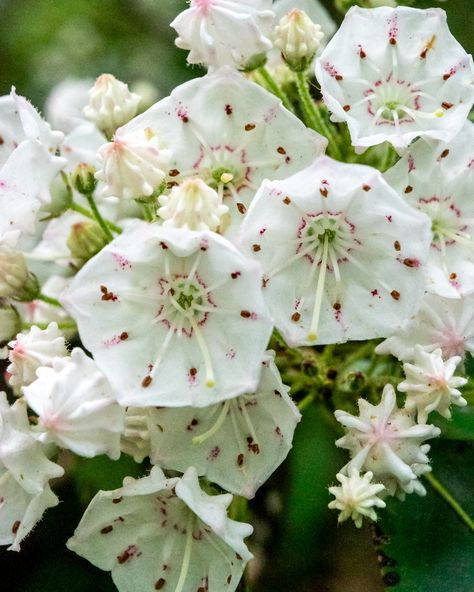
[335,384,441,499]
[0,392,64,551]
[315,7,474,151]
[238,156,431,346]
[95,128,172,200]
[0,302,21,345]
[23,348,125,459]
[385,122,474,298]
[61,222,273,408]
[67,466,253,592]
[148,352,300,498]
[7,322,69,388]
[0,240,32,299]
[171,0,275,70]
[328,467,386,528]
[119,67,327,237]
[376,293,474,362]
[158,177,229,232]
[274,9,324,72]
[83,74,141,137]
[398,346,467,424]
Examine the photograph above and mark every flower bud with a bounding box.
[67,220,109,266]
[0,302,21,344]
[0,248,40,301]
[72,163,98,196]
[83,74,141,138]
[274,9,324,72]
[41,175,73,218]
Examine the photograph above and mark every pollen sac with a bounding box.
[61,222,273,408]
[238,155,431,346]
[315,6,474,151]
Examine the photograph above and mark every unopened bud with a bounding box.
[0,302,21,344]
[67,220,109,265]
[274,10,324,72]
[83,74,141,138]
[73,163,98,196]
[41,175,73,218]
[0,248,40,301]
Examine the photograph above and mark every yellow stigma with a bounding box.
[220,172,234,184]
[435,109,445,118]
[206,379,216,388]
[307,332,317,342]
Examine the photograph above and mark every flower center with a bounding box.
[418,196,472,253]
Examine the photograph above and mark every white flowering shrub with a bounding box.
[0,1,473,590]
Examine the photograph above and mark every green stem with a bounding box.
[84,193,114,242]
[37,293,62,308]
[423,472,474,532]
[70,202,122,234]
[256,66,293,112]
[142,203,155,222]
[22,321,77,331]
[298,393,315,412]
[294,72,343,161]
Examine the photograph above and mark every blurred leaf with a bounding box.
[465,353,474,380]
[435,406,474,441]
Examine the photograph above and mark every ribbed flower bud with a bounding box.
[158,178,229,231]
[0,302,21,344]
[0,248,39,302]
[274,9,324,71]
[67,221,109,266]
[83,74,141,138]
[72,163,98,196]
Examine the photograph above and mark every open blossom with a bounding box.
[316,7,474,151]
[67,466,253,592]
[158,177,229,231]
[23,349,125,459]
[328,468,386,528]
[0,393,64,551]
[148,352,300,498]
[335,385,440,498]
[96,128,172,200]
[83,74,141,136]
[61,222,273,408]
[119,67,326,236]
[171,0,275,70]
[385,122,474,298]
[7,322,69,388]
[238,156,431,346]
[398,346,467,423]
[376,293,474,362]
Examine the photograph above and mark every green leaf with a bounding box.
[377,441,474,591]
[465,352,474,381]
[435,406,474,441]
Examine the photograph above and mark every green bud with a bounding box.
[40,175,73,219]
[73,163,98,196]
[242,52,268,73]
[67,220,109,265]
[0,302,21,344]
[0,249,40,302]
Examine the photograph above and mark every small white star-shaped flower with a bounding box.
[398,346,467,424]
[316,7,474,151]
[328,467,386,528]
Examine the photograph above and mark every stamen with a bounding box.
[174,513,195,592]
[149,325,175,379]
[241,402,259,446]
[308,234,330,342]
[192,400,231,444]
[189,317,215,387]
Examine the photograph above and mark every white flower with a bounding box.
[328,467,386,528]
[376,293,474,362]
[0,392,64,551]
[274,9,324,71]
[384,122,474,298]
[158,177,229,231]
[398,346,467,423]
[45,78,93,133]
[83,74,141,136]
[61,222,273,408]
[7,322,69,388]
[335,384,441,498]
[315,7,474,151]
[120,67,326,236]
[149,352,300,498]
[238,156,431,346]
[67,466,253,592]
[120,407,156,463]
[96,128,172,200]
[23,348,125,459]
[171,0,275,70]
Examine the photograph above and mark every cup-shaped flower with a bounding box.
[376,293,474,362]
[335,385,440,498]
[23,348,125,459]
[238,156,431,346]
[171,0,275,70]
[385,122,474,298]
[61,222,273,408]
[0,393,64,550]
[119,67,327,237]
[67,466,253,592]
[398,346,467,424]
[315,7,474,151]
[148,352,300,498]
[7,322,69,388]
[328,467,386,528]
